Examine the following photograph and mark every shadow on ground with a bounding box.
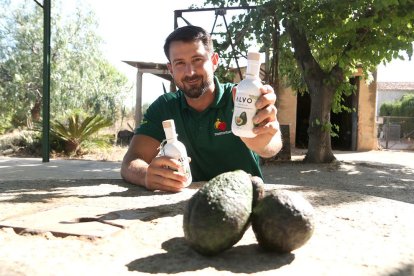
[262,160,414,204]
[0,179,159,203]
[126,237,294,274]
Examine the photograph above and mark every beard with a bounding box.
[178,74,213,99]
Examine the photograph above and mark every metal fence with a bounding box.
[377,116,414,150]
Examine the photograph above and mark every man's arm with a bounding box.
[120,134,188,192]
[234,85,283,158]
[241,123,282,158]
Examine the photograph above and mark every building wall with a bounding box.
[357,75,378,150]
[276,86,297,148]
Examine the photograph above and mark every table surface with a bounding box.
[0,178,413,276]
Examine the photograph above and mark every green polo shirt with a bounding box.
[136,77,263,182]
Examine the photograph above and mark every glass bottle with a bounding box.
[231,51,263,138]
[159,119,192,186]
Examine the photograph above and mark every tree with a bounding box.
[203,0,414,162]
[0,0,43,128]
[0,0,130,133]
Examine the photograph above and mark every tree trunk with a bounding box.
[31,100,41,122]
[304,85,336,163]
[286,19,339,163]
[65,140,79,155]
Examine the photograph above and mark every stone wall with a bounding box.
[276,85,297,148]
[357,73,378,150]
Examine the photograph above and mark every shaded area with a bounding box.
[295,83,358,151]
[386,263,414,276]
[262,160,414,204]
[0,179,165,203]
[0,158,121,181]
[0,178,191,238]
[126,237,295,274]
[82,200,188,223]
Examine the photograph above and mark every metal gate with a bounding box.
[377,116,414,150]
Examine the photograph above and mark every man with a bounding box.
[121,25,282,192]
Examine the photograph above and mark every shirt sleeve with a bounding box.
[134,97,165,142]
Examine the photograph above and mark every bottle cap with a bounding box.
[247,51,261,61]
[162,119,177,140]
[162,119,174,129]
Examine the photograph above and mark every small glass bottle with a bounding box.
[159,119,192,187]
[231,51,263,138]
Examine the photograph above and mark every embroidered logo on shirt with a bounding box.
[214,118,227,131]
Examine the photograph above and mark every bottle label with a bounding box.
[233,94,259,129]
[157,140,192,186]
[177,156,192,180]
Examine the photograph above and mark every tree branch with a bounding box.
[33,0,43,8]
[285,19,324,79]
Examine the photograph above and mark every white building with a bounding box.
[376,82,414,115]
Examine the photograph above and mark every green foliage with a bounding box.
[379,94,414,116]
[312,118,339,137]
[0,0,130,131]
[0,130,42,155]
[332,79,357,114]
[215,64,237,83]
[204,0,414,89]
[203,0,414,160]
[379,94,414,139]
[50,113,113,155]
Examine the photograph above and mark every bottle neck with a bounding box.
[245,59,260,78]
[166,136,177,143]
[164,127,178,143]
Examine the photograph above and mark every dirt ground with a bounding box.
[0,149,413,275]
[262,149,414,204]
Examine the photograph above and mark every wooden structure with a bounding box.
[123,61,174,126]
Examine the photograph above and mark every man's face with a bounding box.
[167,40,218,99]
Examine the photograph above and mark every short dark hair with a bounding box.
[163,25,213,61]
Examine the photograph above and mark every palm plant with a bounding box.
[50,113,113,155]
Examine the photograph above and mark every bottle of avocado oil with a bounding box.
[159,119,192,186]
[231,51,263,138]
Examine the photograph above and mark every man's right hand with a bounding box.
[144,156,189,193]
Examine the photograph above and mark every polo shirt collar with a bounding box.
[179,76,226,110]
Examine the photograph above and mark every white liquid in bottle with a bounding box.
[231,51,263,138]
[159,119,192,187]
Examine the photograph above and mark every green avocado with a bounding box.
[235,116,244,126]
[239,111,248,126]
[250,175,265,208]
[235,112,247,126]
[183,170,253,256]
[251,189,315,253]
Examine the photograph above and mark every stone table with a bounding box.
[0,179,413,275]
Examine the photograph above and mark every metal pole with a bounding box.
[42,0,51,162]
[135,69,143,128]
[385,117,389,149]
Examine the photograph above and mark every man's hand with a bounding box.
[145,156,189,193]
[121,134,190,193]
[252,84,278,136]
[232,84,282,158]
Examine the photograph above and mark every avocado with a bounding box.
[251,189,315,253]
[183,170,253,256]
[235,112,247,126]
[250,175,265,208]
[239,111,247,125]
[235,116,244,126]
